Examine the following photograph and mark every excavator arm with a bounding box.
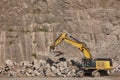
[50,33,92,59]
[50,33,67,50]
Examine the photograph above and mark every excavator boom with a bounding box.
[50,33,92,59]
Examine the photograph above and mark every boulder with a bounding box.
[39,60,47,66]
[33,64,40,70]
[33,70,41,76]
[44,68,56,77]
[51,66,60,74]
[8,71,17,77]
[5,60,14,67]
[27,69,33,74]
[19,69,26,74]
[20,61,32,68]
[25,72,31,77]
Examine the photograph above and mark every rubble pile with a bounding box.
[114,65,120,72]
[112,54,120,72]
[1,57,120,77]
[113,61,120,72]
[0,58,82,77]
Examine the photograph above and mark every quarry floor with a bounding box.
[0,77,119,80]
[0,73,120,80]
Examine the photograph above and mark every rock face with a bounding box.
[0,0,120,66]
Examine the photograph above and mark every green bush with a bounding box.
[36,28,48,32]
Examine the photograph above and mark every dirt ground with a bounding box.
[0,74,120,80]
[0,77,112,80]
[107,72,120,80]
[0,77,118,80]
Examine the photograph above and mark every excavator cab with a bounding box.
[82,58,95,67]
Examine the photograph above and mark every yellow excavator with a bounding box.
[50,33,113,77]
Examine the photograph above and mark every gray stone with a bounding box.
[25,72,31,77]
[20,61,32,68]
[61,68,69,74]
[67,71,72,77]
[39,60,47,66]
[19,69,26,74]
[67,69,76,77]
[8,71,17,77]
[33,70,41,76]
[5,60,14,67]
[4,66,10,71]
[38,70,45,77]
[51,66,60,74]
[27,69,33,74]
[0,68,5,73]
[0,68,2,73]
[45,68,56,77]
[33,63,40,70]
[31,73,36,77]
[58,62,68,68]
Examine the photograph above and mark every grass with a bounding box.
[35,28,48,32]
[31,53,37,59]
[21,29,31,33]
[33,41,37,43]
[9,40,15,45]
[7,35,19,38]
[7,28,16,32]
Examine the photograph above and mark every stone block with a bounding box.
[5,60,14,68]
[8,71,17,77]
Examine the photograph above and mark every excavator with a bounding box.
[50,33,113,77]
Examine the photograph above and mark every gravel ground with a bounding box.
[1,74,120,80]
[0,77,114,80]
[1,72,120,80]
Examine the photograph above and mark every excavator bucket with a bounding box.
[50,46,55,52]
[50,45,64,56]
[50,50,64,57]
